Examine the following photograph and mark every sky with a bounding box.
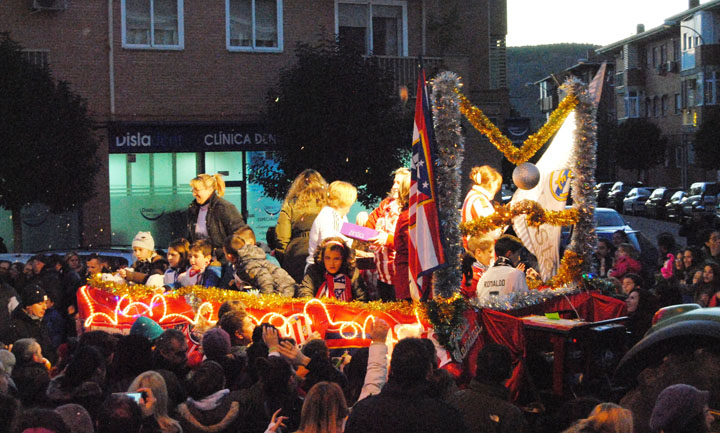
[507,0,710,47]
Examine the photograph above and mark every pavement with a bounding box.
[623,214,685,247]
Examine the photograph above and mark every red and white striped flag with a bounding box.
[408,69,445,299]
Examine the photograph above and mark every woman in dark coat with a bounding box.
[274,169,327,283]
[188,173,245,261]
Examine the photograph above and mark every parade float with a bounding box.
[78,65,626,399]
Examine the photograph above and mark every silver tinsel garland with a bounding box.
[565,79,598,273]
[470,284,582,311]
[430,72,465,297]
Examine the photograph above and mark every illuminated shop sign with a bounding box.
[108,122,277,153]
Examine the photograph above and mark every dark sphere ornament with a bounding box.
[513,162,540,190]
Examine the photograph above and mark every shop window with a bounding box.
[122,0,184,49]
[227,0,282,51]
[337,1,407,56]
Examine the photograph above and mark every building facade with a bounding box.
[0,0,509,251]
[597,0,720,188]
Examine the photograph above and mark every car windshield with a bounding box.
[595,210,625,227]
[689,185,704,195]
[671,191,684,201]
[650,189,665,198]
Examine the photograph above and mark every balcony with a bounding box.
[698,44,720,67]
[625,68,645,87]
[682,108,698,126]
[372,56,448,96]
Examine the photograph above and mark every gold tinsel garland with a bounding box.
[459,200,579,237]
[526,250,583,290]
[456,90,579,164]
[86,275,424,319]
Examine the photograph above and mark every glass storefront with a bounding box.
[109,149,283,249]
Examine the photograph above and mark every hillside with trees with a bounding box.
[508,43,599,129]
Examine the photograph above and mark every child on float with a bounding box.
[460,234,495,299]
[306,181,357,270]
[177,239,221,288]
[223,231,297,296]
[119,231,167,284]
[163,238,190,288]
[299,236,367,301]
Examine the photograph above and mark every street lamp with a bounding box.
[663,19,706,189]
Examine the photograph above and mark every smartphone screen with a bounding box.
[114,392,142,403]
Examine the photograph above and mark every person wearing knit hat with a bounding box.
[130,316,164,341]
[201,327,231,362]
[120,231,167,285]
[7,284,56,364]
[650,383,712,433]
[132,231,155,253]
[55,403,94,433]
[21,284,48,309]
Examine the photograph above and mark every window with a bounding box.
[662,94,668,116]
[660,44,667,64]
[22,50,49,68]
[645,97,651,117]
[705,71,718,105]
[122,0,184,49]
[675,93,682,114]
[489,35,507,89]
[624,91,640,118]
[673,38,680,61]
[227,0,283,52]
[653,96,659,117]
[337,1,407,56]
[652,46,658,67]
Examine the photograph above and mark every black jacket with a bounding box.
[447,379,529,433]
[7,305,56,364]
[187,193,245,258]
[345,380,467,433]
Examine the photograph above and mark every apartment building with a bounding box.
[0,0,510,251]
[597,0,720,188]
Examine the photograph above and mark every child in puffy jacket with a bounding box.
[224,232,296,297]
[609,243,642,280]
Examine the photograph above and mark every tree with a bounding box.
[612,118,667,179]
[0,33,100,251]
[693,109,720,170]
[250,38,412,206]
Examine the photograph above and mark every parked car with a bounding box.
[622,187,654,215]
[681,182,720,219]
[645,187,681,220]
[595,182,615,208]
[500,184,514,204]
[607,181,643,212]
[562,207,640,252]
[665,190,687,222]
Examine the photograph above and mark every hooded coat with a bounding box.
[234,244,297,297]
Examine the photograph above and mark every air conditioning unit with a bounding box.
[31,0,67,11]
[657,64,666,75]
[666,61,679,73]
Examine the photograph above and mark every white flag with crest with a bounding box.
[510,112,575,281]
